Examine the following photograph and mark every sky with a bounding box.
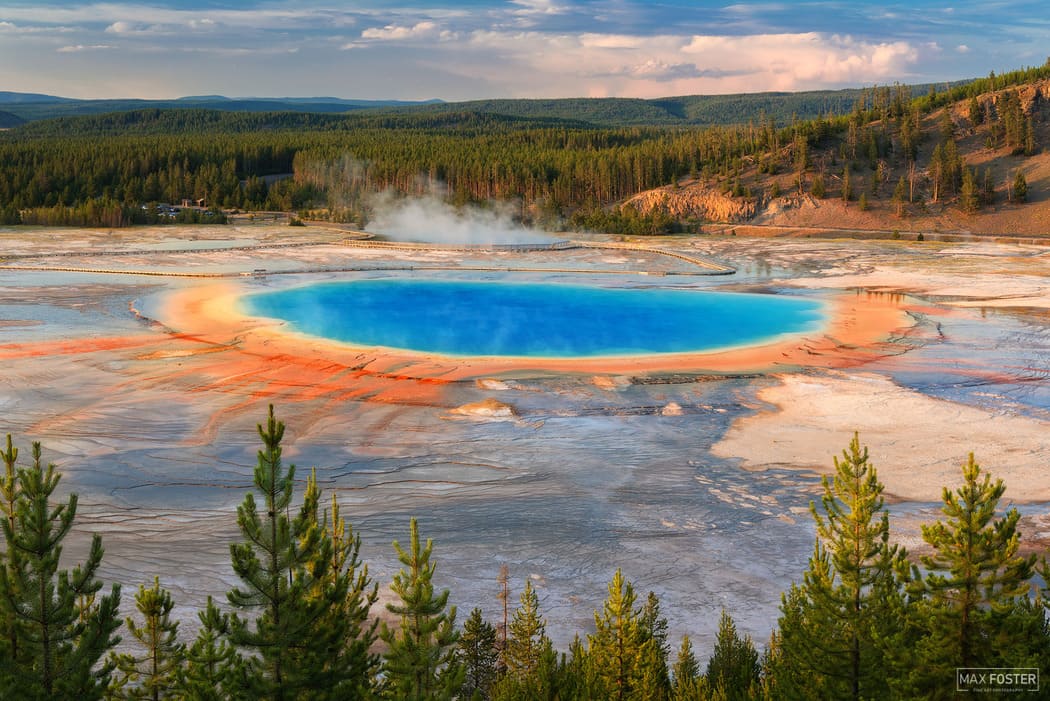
[0,0,1047,101]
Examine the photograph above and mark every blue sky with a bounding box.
[0,0,1047,99]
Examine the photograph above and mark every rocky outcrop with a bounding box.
[960,78,1050,122]
[623,183,756,222]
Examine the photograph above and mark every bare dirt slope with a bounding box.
[628,79,1050,238]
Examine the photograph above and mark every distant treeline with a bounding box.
[0,61,1047,230]
[3,410,1050,699]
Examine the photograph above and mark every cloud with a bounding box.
[361,21,440,41]
[510,0,569,15]
[0,20,74,34]
[188,18,217,31]
[57,44,114,52]
[459,29,927,96]
[617,60,707,82]
[105,21,145,34]
[509,0,571,25]
[0,0,1037,101]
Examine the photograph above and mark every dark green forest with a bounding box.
[0,82,959,126]
[1,62,1046,232]
[3,408,1049,700]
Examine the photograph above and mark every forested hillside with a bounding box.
[0,111,23,129]
[2,412,1049,699]
[0,62,1047,231]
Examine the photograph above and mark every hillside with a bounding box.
[623,78,1050,238]
[1,82,958,127]
[0,110,24,129]
[0,93,442,122]
[1,64,1047,233]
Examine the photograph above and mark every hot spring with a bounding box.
[243,279,826,357]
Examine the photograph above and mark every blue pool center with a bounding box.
[244,279,825,358]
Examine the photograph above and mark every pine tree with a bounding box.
[0,435,23,688]
[968,96,984,125]
[904,454,1038,693]
[1012,171,1028,202]
[960,167,980,213]
[110,577,185,700]
[892,176,907,218]
[639,590,671,696]
[559,634,601,700]
[458,608,498,699]
[226,406,364,700]
[810,174,825,198]
[504,580,548,680]
[1023,116,1036,155]
[705,609,758,701]
[0,438,122,700]
[588,568,653,700]
[319,491,380,696]
[381,517,463,700]
[755,631,783,701]
[177,598,245,701]
[671,635,701,700]
[982,168,995,205]
[777,434,907,700]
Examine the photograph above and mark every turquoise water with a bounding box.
[244,279,825,357]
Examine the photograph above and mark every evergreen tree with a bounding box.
[458,608,498,699]
[109,577,185,700]
[1022,116,1036,155]
[960,167,980,214]
[504,580,548,680]
[226,406,364,700]
[560,634,601,700]
[1012,171,1028,202]
[0,435,23,687]
[705,609,758,701]
[317,490,380,696]
[588,568,654,700]
[892,176,908,218]
[982,168,995,205]
[670,635,701,700]
[810,174,825,198]
[777,434,906,700]
[755,631,783,701]
[904,454,1038,693]
[177,598,245,701]
[0,438,122,700]
[381,517,463,700]
[968,96,984,125]
[640,590,672,696]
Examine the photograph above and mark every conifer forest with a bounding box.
[2,406,1048,700]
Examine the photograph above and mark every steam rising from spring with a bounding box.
[367,193,555,246]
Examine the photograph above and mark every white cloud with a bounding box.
[105,21,143,34]
[456,29,927,97]
[57,44,114,52]
[361,21,440,41]
[0,20,74,34]
[957,44,971,53]
[620,60,703,82]
[511,0,569,13]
